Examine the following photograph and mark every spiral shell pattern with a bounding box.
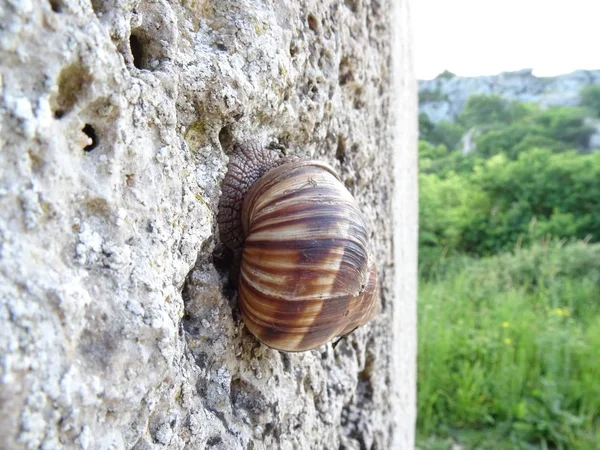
[238,160,379,352]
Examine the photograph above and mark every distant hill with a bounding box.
[419,69,600,124]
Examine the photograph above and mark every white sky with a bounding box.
[412,0,600,80]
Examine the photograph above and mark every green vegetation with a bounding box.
[420,148,600,269]
[580,84,600,117]
[419,94,595,157]
[420,89,448,103]
[418,89,600,449]
[419,242,600,449]
[436,70,457,80]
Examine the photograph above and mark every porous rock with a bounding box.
[0,0,416,448]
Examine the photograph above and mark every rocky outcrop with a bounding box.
[0,1,416,449]
[420,69,600,123]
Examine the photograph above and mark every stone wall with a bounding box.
[0,0,417,448]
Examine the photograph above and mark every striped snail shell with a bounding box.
[218,143,379,352]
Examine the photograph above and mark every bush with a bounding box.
[419,89,446,103]
[436,70,456,80]
[418,140,449,161]
[419,114,466,151]
[458,94,533,128]
[431,121,465,150]
[535,106,594,149]
[419,169,489,274]
[473,149,600,250]
[473,123,540,158]
[419,148,600,267]
[418,113,435,142]
[511,133,567,154]
[580,84,600,117]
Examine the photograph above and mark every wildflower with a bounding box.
[553,308,570,317]
[502,322,510,328]
[504,338,512,345]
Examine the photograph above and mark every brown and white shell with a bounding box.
[218,144,379,352]
[217,143,379,351]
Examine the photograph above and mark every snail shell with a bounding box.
[218,143,378,352]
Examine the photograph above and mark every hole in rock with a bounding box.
[307,13,319,32]
[90,0,105,13]
[344,0,359,13]
[130,34,145,69]
[218,125,234,152]
[82,124,98,152]
[49,0,63,12]
[339,56,355,86]
[336,136,347,164]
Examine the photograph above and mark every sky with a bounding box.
[412,0,600,80]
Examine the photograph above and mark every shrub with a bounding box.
[431,120,465,150]
[419,89,446,103]
[419,114,466,151]
[535,106,594,149]
[419,148,600,266]
[580,84,600,117]
[459,94,508,127]
[436,70,456,80]
[418,113,435,142]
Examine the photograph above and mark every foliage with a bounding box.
[418,90,600,449]
[458,94,533,128]
[419,113,435,142]
[421,92,597,159]
[419,115,466,150]
[418,140,450,161]
[580,84,600,117]
[418,242,600,449]
[436,70,456,80]
[419,89,447,103]
[535,106,594,149]
[431,121,465,150]
[465,106,592,159]
[511,133,567,155]
[419,148,600,271]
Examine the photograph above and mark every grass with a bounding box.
[417,241,600,449]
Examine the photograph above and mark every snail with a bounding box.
[217,142,379,352]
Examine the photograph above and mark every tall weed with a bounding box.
[418,242,600,448]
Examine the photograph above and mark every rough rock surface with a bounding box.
[0,0,416,449]
[420,68,600,123]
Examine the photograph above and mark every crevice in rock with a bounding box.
[307,13,319,33]
[49,0,64,13]
[130,33,145,69]
[211,244,236,297]
[82,124,98,151]
[336,135,347,164]
[339,56,355,86]
[344,0,359,13]
[127,2,176,71]
[217,125,234,153]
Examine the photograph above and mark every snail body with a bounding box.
[218,143,378,352]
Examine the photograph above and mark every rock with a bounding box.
[0,1,416,449]
[419,69,600,123]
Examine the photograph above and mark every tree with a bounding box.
[459,94,512,127]
[535,106,594,149]
[580,84,600,117]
